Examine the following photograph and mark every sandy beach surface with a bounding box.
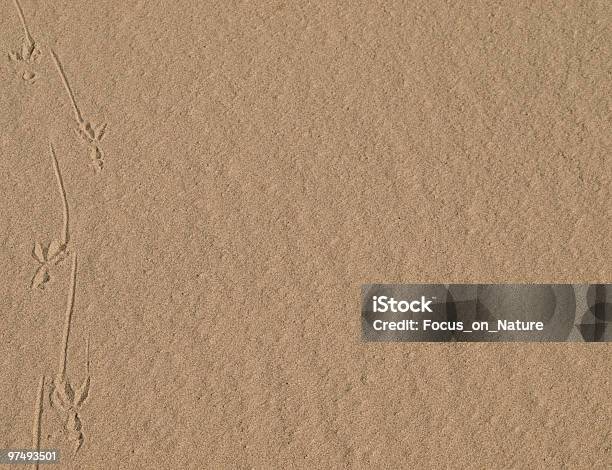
[1,1,610,468]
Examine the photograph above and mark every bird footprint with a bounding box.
[76,121,106,171]
[9,42,41,84]
[50,373,90,455]
[31,239,67,289]
[9,41,41,63]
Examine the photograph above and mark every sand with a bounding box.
[1,1,610,468]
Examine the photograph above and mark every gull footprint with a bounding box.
[50,340,90,455]
[76,121,107,172]
[8,41,41,63]
[8,41,42,84]
[50,48,108,172]
[31,239,67,289]
[49,255,91,455]
[31,143,71,289]
[8,0,42,83]
[50,372,90,455]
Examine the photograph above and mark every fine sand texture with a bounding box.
[1,1,610,468]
